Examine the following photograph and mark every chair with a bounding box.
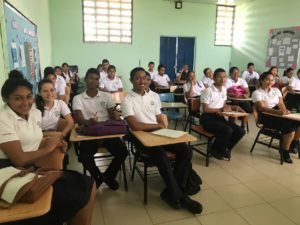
[130,114,176,204]
[250,106,285,164]
[159,93,183,129]
[184,98,201,132]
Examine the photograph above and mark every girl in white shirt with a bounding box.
[202,67,214,88]
[252,71,300,163]
[99,65,123,93]
[183,71,205,99]
[286,68,300,111]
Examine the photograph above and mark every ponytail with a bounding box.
[35,94,45,116]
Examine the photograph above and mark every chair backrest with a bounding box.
[188,97,201,113]
[252,105,263,128]
[161,113,168,128]
[159,93,174,102]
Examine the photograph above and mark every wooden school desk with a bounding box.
[0,187,53,223]
[263,112,300,122]
[161,102,188,109]
[227,97,252,102]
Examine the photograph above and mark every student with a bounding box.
[44,67,66,102]
[252,71,300,163]
[176,64,189,81]
[201,68,246,160]
[0,76,96,225]
[225,67,252,113]
[72,68,128,189]
[100,59,110,81]
[183,71,205,99]
[286,68,300,111]
[55,66,70,104]
[282,67,294,86]
[122,67,202,214]
[96,63,103,74]
[148,61,157,80]
[268,66,282,88]
[99,65,123,93]
[153,64,171,88]
[35,79,74,138]
[202,67,214,88]
[241,62,259,85]
[62,62,74,84]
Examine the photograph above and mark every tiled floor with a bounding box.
[68,116,300,225]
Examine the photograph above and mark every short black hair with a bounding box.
[61,62,69,67]
[213,68,226,79]
[259,71,273,82]
[8,70,24,80]
[203,67,210,75]
[157,64,165,71]
[54,66,62,71]
[44,67,55,79]
[130,67,145,80]
[1,77,33,100]
[229,66,239,75]
[102,59,109,64]
[85,68,100,79]
[108,65,116,71]
[145,71,151,77]
[148,61,154,66]
[283,67,294,76]
[247,62,254,68]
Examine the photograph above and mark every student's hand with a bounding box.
[276,110,285,116]
[58,140,68,153]
[223,104,232,112]
[44,138,61,153]
[85,118,97,126]
[191,80,196,86]
[284,110,290,115]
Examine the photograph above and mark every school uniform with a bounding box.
[40,99,70,131]
[55,75,66,97]
[0,105,93,225]
[183,81,205,97]
[200,85,245,157]
[149,70,157,80]
[122,90,193,202]
[72,90,128,182]
[252,88,300,133]
[63,71,73,84]
[202,76,214,87]
[153,74,171,87]
[241,70,259,84]
[99,76,123,92]
[225,78,252,113]
[100,71,108,81]
[286,77,300,110]
[282,76,291,85]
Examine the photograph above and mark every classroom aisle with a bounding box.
[68,117,300,225]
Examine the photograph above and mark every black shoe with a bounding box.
[289,140,299,154]
[283,151,293,164]
[180,195,203,214]
[160,189,181,209]
[211,149,224,160]
[104,178,119,190]
[223,149,231,161]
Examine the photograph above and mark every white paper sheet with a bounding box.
[283,37,291,45]
[152,129,187,139]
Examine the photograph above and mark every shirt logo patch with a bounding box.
[150,101,155,106]
[37,121,41,128]
[100,101,106,107]
[55,111,60,117]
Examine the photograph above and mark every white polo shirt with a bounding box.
[149,70,157,80]
[100,71,108,81]
[282,76,291,85]
[122,90,161,124]
[73,90,115,122]
[289,77,300,91]
[55,76,66,96]
[252,87,282,109]
[40,100,71,131]
[201,84,227,110]
[202,76,214,87]
[63,71,74,84]
[241,71,259,83]
[0,105,43,159]
[99,77,123,92]
[153,74,170,87]
[183,81,205,97]
[225,77,248,89]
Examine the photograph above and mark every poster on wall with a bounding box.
[266,26,300,69]
[3,1,41,93]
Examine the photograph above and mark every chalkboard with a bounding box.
[3,1,41,93]
[266,26,300,69]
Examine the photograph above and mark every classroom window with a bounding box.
[214,5,235,46]
[82,0,132,43]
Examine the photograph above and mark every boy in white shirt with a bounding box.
[148,61,157,80]
[241,62,259,85]
[153,64,171,88]
[202,67,214,88]
[99,65,123,93]
[100,59,109,81]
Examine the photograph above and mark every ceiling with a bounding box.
[164,0,254,6]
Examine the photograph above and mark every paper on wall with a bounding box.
[268,48,273,56]
[283,37,291,45]
[277,41,282,45]
[293,44,299,49]
[286,47,292,55]
[292,39,299,43]
[279,58,284,62]
[271,57,277,66]
[278,46,286,56]
[279,63,285,67]
[288,55,294,62]
[272,39,277,45]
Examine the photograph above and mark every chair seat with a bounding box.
[261,128,282,139]
[191,125,215,138]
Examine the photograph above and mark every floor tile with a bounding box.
[270,197,300,224]
[226,166,268,183]
[159,217,201,225]
[198,210,249,225]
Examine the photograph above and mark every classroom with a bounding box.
[1,0,300,225]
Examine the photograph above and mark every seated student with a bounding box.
[252,71,300,163]
[122,67,202,214]
[241,62,259,85]
[153,64,171,88]
[100,59,110,81]
[286,68,300,111]
[62,62,74,85]
[72,68,128,189]
[55,66,70,104]
[96,63,103,74]
[44,67,67,103]
[99,65,123,93]
[183,71,205,99]
[201,68,246,160]
[176,64,189,82]
[148,61,157,80]
[35,79,74,138]
[0,76,96,225]
[202,67,214,88]
[282,67,294,86]
[269,66,282,88]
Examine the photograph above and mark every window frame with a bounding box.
[82,0,133,44]
[214,4,235,47]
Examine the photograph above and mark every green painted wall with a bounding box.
[231,0,300,74]
[0,0,52,104]
[49,0,231,90]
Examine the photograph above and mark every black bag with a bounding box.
[184,168,202,196]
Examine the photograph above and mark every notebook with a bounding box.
[152,129,187,139]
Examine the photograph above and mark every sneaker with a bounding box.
[160,189,181,209]
[104,178,119,190]
[211,149,224,160]
[180,195,203,214]
[223,149,231,161]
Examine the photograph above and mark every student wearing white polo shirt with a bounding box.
[201,68,246,160]
[286,68,300,111]
[241,62,259,85]
[282,68,294,86]
[99,65,123,93]
[44,67,67,103]
[153,64,171,88]
[202,67,214,88]
[252,71,300,163]
[100,59,109,81]
[122,67,202,214]
[148,61,157,80]
[73,68,128,189]
[183,71,205,99]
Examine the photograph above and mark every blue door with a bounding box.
[159,37,176,79]
[177,37,195,73]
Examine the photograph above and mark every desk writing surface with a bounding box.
[161,102,187,109]
[0,187,52,223]
[221,111,249,118]
[263,112,300,122]
[131,130,197,147]
[227,97,252,102]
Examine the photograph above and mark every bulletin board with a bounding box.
[266,26,300,69]
[3,1,41,93]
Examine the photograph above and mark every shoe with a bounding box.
[104,178,119,190]
[289,140,299,154]
[211,149,224,160]
[160,189,181,209]
[283,150,293,164]
[180,195,203,214]
[223,149,231,161]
